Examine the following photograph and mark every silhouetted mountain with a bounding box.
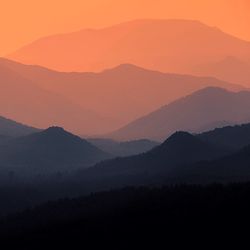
[0,58,242,131]
[0,130,229,215]
[0,116,39,137]
[183,144,250,183]
[194,120,236,133]
[78,132,227,188]
[0,127,110,176]
[0,62,112,135]
[110,87,250,141]
[1,125,250,217]
[7,19,250,86]
[198,123,250,151]
[87,138,159,156]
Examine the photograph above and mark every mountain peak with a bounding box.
[188,87,232,99]
[44,126,66,133]
[195,86,229,95]
[103,64,149,74]
[162,131,196,146]
[39,127,80,141]
[113,19,208,30]
[149,130,224,164]
[149,131,200,155]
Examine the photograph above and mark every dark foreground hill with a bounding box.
[79,129,250,189]
[2,124,250,220]
[183,143,250,183]
[3,123,250,218]
[0,131,229,216]
[1,183,250,247]
[198,123,250,150]
[75,132,228,189]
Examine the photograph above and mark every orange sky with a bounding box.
[1,0,249,56]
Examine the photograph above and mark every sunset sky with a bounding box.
[1,0,249,56]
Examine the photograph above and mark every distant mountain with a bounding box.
[0,58,242,129]
[7,19,250,86]
[0,127,110,176]
[0,116,39,137]
[0,62,114,135]
[87,138,159,157]
[109,87,250,141]
[198,123,250,151]
[194,56,250,87]
[79,132,227,188]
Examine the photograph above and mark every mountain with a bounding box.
[0,127,110,176]
[182,144,250,183]
[0,58,243,128]
[194,56,250,87]
[7,19,250,86]
[0,62,114,135]
[198,123,250,151]
[0,135,11,145]
[79,132,227,188]
[109,87,250,141]
[0,116,39,137]
[87,138,159,157]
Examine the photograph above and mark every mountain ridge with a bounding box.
[6,19,250,86]
[109,87,250,141]
[0,57,244,135]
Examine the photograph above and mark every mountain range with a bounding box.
[0,61,113,135]
[181,145,250,183]
[3,15,250,246]
[74,131,229,189]
[198,123,250,151]
[110,87,250,141]
[0,57,243,135]
[7,19,250,86]
[72,123,250,189]
[2,120,250,215]
[2,120,250,186]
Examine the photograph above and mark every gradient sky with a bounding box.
[1,0,249,56]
